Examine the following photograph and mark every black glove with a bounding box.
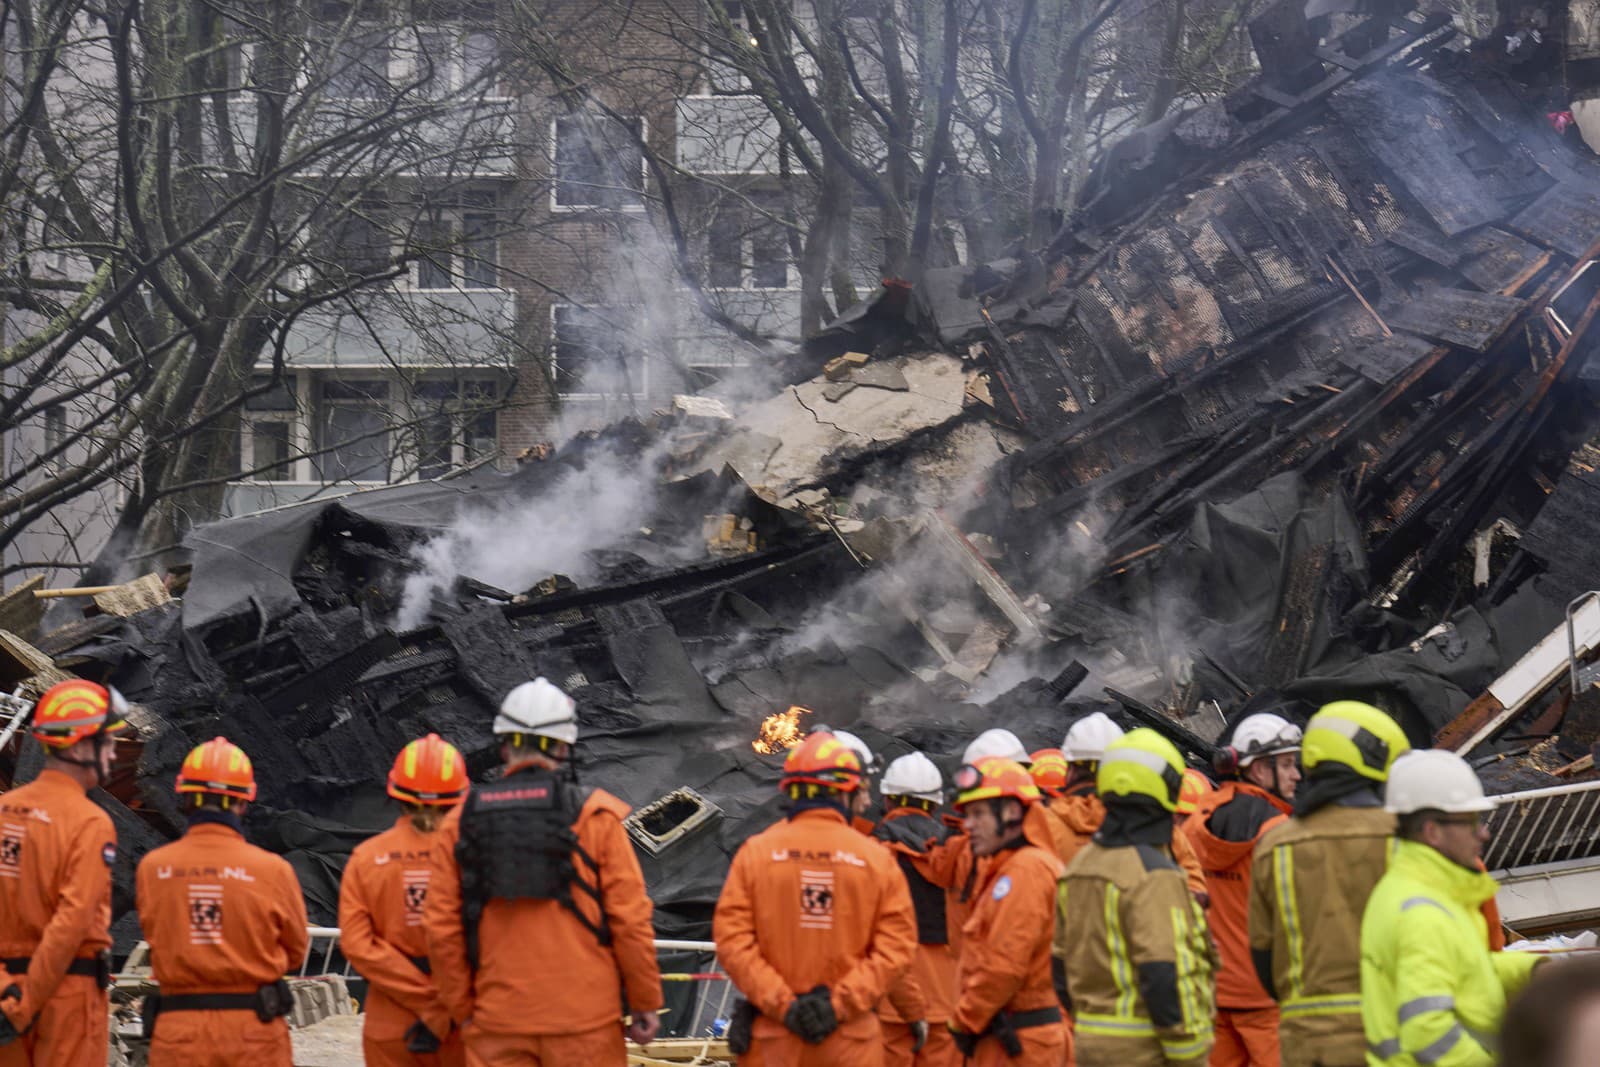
[782,986,837,1044]
[947,1020,978,1058]
[0,985,22,1048]
[404,1019,442,1054]
[726,998,756,1055]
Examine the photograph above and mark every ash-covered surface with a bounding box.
[9,6,1600,960]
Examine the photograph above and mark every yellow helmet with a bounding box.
[1301,701,1410,783]
[1098,729,1185,812]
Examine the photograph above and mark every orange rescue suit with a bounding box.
[0,769,116,1067]
[1048,790,1207,897]
[135,819,310,1066]
[952,805,1070,1067]
[339,815,465,1066]
[1180,781,1289,1067]
[875,808,961,1067]
[714,806,918,1067]
[424,784,663,1060]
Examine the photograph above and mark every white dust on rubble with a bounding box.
[393,441,667,630]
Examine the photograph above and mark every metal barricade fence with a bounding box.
[284,929,735,1038]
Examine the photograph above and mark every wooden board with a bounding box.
[92,573,171,618]
[1384,287,1527,352]
[0,577,45,641]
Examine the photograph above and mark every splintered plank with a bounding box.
[1383,288,1526,351]
[1508,182,1600,260]
[1453,227,1549,294]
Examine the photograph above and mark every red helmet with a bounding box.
[780,733,863,793]
[954,757,1041,808]
[1029,748,1070,797]
[1175,767,1215,816]
[176,737,257,802]
[30,680,128,750]
[388,734,469,806]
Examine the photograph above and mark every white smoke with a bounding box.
[393,443,666,630]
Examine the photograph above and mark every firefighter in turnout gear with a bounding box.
[873,752,958,1067]
[714,731,917,1067]
[1181,712,1300,1067]
[1360,750,1540,1067]
[1055,729,1216,1067]
[1247,702,1409,1067]
[1048,716,1207,899]
[0,680,126,1067]
[946,758,1070,1067]
[341,734,471,1066]
[425,678,662,1065]
[135,737,309,1066]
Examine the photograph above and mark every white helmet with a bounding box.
[881,752,943,804]
[1063,712,1125,764]
[829,729,879,773]
[1231,713,1302,767]
[963,728,1029,765]
[495,678,578,744]
[1384,749,1496,815]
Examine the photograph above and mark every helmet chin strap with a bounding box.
[53,736,108,786]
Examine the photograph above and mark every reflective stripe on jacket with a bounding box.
[1055,840,1216,1066]
[1359,840,1539,1067]
[1247,804,1392,1065]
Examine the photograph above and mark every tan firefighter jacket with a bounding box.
[1247,801,1394,1067]
[1054,840,1216,1067]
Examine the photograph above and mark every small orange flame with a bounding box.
[753,706,811,754]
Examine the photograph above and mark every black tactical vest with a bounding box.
[875,811,950,946]
[455,769,609,966]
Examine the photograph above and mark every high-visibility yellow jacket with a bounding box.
[1360,839,1540,1067]
[1055,840,1216,1067]
[1247,801,1393,1067]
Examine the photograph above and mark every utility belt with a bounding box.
[1,953,111,986]
[983,1006,1063,1056]
[140,978,293,1039]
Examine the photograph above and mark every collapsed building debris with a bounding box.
[11,0,1600,968]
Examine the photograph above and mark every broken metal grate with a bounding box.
[625,787,724,856]
[1483,781,1600,873]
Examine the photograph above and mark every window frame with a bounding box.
[549,303,649,399]
[549,114,650,214]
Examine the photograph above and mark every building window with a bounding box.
[706,194,789,289]
[413,191,498,289]
[553,116,645,210]
[413,378,499,478]
[552,306,642,395]
[43,406,66,452]
[242,375,299,482]
[416,26,497,97]
[316,379,391,481]
[709,0,756,94]
[326,28,393,99]
[323,202,390,278]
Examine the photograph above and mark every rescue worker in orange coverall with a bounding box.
[714,730,917,1067]
[1181,711,1302,1067]
[945,757,1070,1067]
[0,680,127,1067]
[920,729,1032,961]
[340,733,471,1066]
[873,751,961,1067]
[136,737,310,1066]
[425,678,662,1066]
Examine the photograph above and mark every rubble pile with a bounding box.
[7,2,1600,955]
